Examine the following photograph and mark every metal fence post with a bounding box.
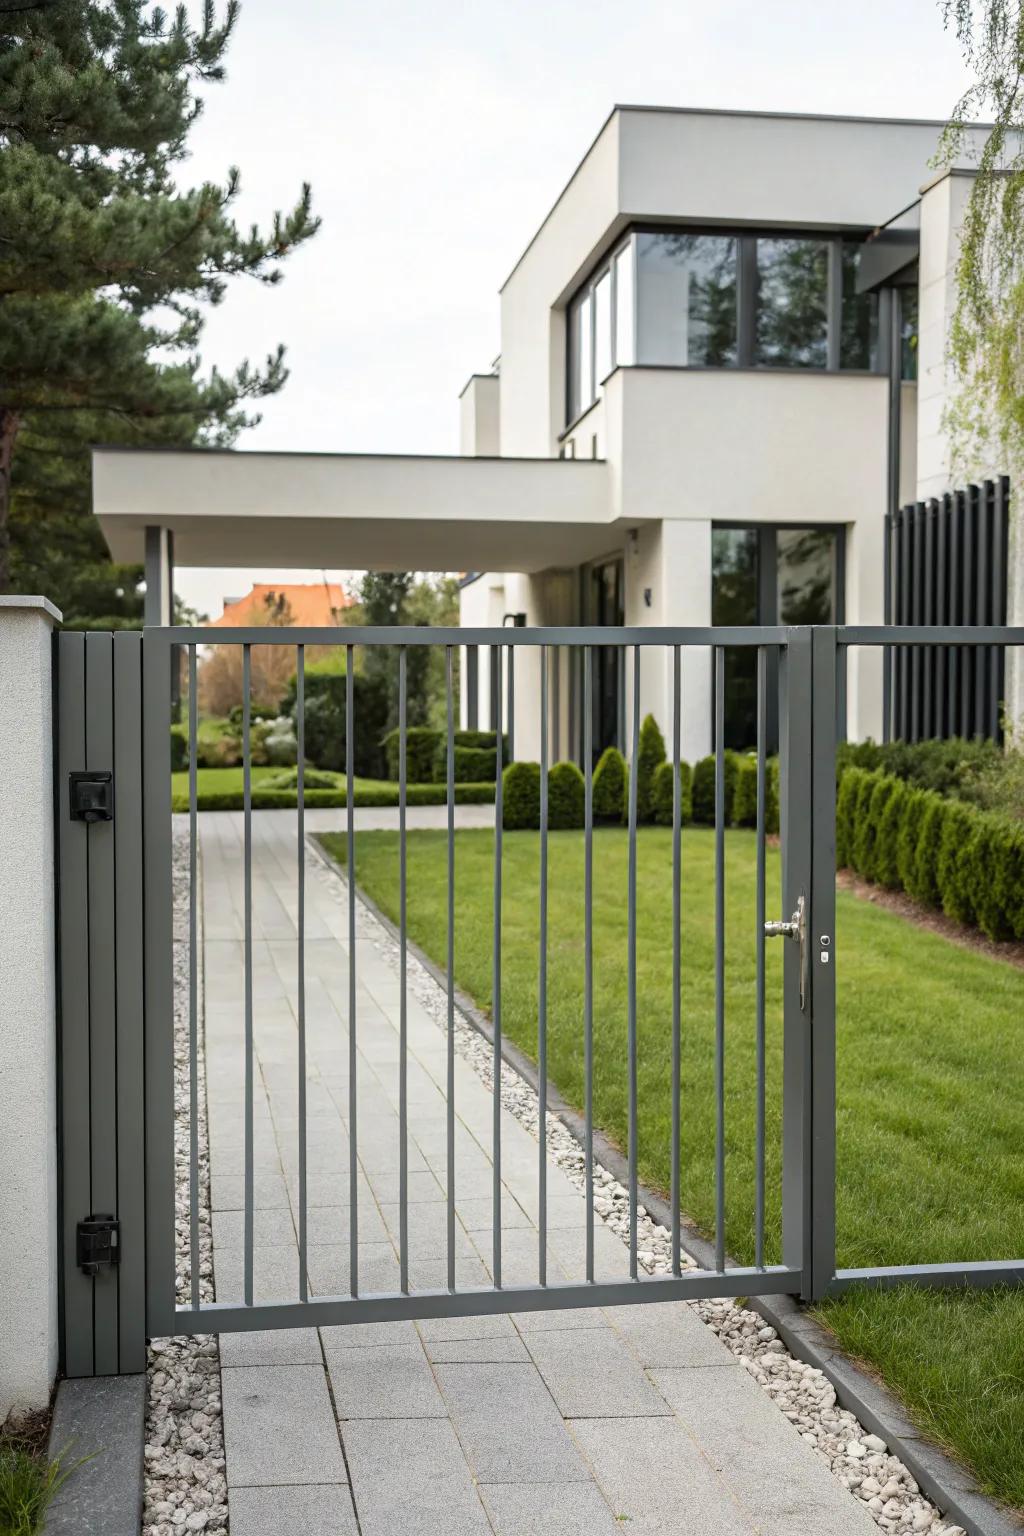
[809,627,838,1300]
[779,628,813,1293]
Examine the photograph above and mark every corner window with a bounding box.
[636,233,737,366]
[840,243,880,370]
[614,241,635,365]
[593,269,612,387]
[755,238,828,368]
[899,288,918,381]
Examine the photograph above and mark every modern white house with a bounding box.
[92,105,1001,764]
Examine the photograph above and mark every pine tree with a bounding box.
[0,0,321,591]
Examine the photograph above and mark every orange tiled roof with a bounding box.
[212,583,350,627]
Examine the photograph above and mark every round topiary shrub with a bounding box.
[547,761,585,829]
[592,746,627,823]
[691,750,740,826]
[652,759,693,827]
[502,761,541,829]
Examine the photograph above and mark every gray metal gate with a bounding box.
[55,624,1024,1376]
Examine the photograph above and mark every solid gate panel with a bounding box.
[85,632,120,1375]
[114,632,147,1372]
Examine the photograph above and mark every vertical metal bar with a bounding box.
[924,503,935,739]
[936,497,948,738]
[507,643,515,763]
[492,644,503,1287]
[780,629,813,1295]
[899,508,910,739]
[809,627,838,1300]
[297,647,308,1302]
[113,632,146,1372]
[975,482,989,736]
[671,645,682,1277]
[882,509,892,742]
[188,645,200,1310]
[242,643,254,1308]
[58,633,93,1375]
[993,478,1009,739]
[400,648,410,1295]
[949,493,960,735]
[142,633,176,1339]
[347,646,358,1295]
[539,646,549,1286]
[445,647,456,1294]
[961,489,973,735]
[627,645,640,1279]
[583,646,595,1284]
[755,647,767,1269]
[714,646,726,1273]
[85,632,119,1372]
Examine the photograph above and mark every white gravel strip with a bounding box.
[312,848,965,1536]
[143,830,227,1536]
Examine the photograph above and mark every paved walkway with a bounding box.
[201,810,877,1536]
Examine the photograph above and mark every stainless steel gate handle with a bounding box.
[765,893,807,1011]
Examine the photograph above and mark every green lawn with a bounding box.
[320,825,1024,1511]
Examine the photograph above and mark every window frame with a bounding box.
[564,221,886,428]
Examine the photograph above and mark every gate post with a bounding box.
[780,626,838,1302]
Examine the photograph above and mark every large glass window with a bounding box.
[615,241,635,366]
[840,243,880,370]
[593,269,612,388]
[900,288,918,381]
[567,289,593,422]
[755,238,828,367]
[636,233,737,366]
[712,524,842,748]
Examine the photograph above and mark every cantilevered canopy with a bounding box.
[92,446,618,574]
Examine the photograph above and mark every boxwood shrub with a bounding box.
[592,747,627,823]
[651,760,693,827]
[691,750,740,827]
[732,756,781,835]
[548,761,585,829]
[382,726,440,783]
[170,724,189,772]
[503,761,541,829]
[635,714,666,824]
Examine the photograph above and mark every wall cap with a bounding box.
[0,595,63,623]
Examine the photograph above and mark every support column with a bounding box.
[144,525,174,627]
[0,596,61,1417]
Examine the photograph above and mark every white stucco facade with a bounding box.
[92,104,1005,762]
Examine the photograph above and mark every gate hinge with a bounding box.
[77,1214,120,1276]
[69,771,113,823]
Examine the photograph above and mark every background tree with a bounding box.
[0,0,320,600]
[938,0,1024,475]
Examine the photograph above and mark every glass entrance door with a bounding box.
[712,525,843,749]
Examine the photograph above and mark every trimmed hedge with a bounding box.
[502,761,541,829]
[837,764,1024,942]
[452,746,497,783]
[169,781,495,813]
[170,724,189,772]
[635,714,666,824]
[652,760,693,828]
[592,747,627,823]
[380,727,508,784]
[382,726,439,783]
[691,750,740,826]
[732,756,781,835]
[548,762,585,829]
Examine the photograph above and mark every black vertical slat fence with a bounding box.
[885,477,1010,742]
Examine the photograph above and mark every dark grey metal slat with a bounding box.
[297,647,308,1302]
[347,647,358,1296]
[809,628,838,1301]
[188,645,200,1311]
[714,646,726,1274]
[445,646,456,1294]
[670,645,682,1277]
[57,633,93,1377]
[755,646,768,1270]
[627,646,640,1280]
[113,632,147,1372]
[400,648,410,1295]
[583,646,595,1284]
[492,645,503,1287]
[85,631,119,1374]
[242,645,254,1309]
[538,646,549,1286]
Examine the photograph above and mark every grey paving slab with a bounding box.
[423,1332,531,1363]
[434,1364,594,1483]
[343,1418,492,1536]
[605,1300,737,1368]
[219,1327,323,1368]
[572,1416,758,1536]
[650,1365,881,1536]
[322,1318,420,1348]
[229,1485,358,1535]
[325,1339,447,1419]
[221,1364,347,1488]
[480,1481,623,1535]
[417,1311,518,1342]
[524,1323,671,1418]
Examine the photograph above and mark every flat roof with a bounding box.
[92,446,620,575]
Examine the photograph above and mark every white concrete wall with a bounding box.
[0,597,60,1420]
[459,375,500,457]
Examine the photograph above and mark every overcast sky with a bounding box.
[173,0,973,618]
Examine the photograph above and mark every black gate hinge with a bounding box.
[69,771,113,823]
[77,1214,120,1276]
